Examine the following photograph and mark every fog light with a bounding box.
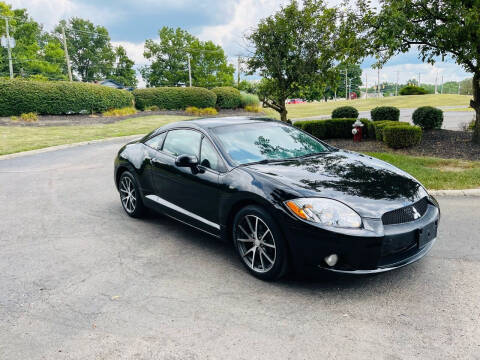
[324,254,338,267]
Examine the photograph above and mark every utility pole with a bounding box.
[61,25,73,82]
[237,56,241,87]
[458,81,461,95]
[441,75,444,94]
[418,72,421,87]
[3,16,13,79]
[365,73,368,99]
[395,71,399,96]
[434,71,438,94]
[345,69,348,100]
[377,68,380,98]
[187,54,192,87]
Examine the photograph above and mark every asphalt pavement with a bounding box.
[1,138,479,359]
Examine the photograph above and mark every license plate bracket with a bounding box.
[417,222,437,248]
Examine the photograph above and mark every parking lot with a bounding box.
[1,138,479,359]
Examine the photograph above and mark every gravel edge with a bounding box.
[1,135,479,196]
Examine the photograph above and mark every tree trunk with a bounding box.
[471,72,480,144]
[280,107,288,122]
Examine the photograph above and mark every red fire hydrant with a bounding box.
[352,119,364,142]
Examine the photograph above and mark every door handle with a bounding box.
[151,158,162,165]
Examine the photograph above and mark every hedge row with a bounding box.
[133,87,217,110]
[372,121,409,141]
[295,118,421,148]
[212,87,241,109]
[372,121,422,148]
[294,118,375,139]
[383,125,422,148]
[0,79,134,116]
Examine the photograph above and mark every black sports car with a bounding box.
[114,117,440,280]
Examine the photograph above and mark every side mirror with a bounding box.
[175,154,199,168]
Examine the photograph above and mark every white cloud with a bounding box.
[9,0,121,30]
[111,41,146,66]
[196,0,290,56]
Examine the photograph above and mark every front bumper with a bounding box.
[281,199,440,274]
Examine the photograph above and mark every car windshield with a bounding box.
[213,122,329,165]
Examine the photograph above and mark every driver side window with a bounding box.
[200,138,221,172]
[163,129,202,157]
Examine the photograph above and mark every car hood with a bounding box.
[245,150,428,218]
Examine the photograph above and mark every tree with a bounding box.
[0,2,65,79]
[55,18,115,82]
[246,0,366,121]
[363,0,480,142]
[188,39,234,88]
[111,45,137,87]
[141,26,234,88]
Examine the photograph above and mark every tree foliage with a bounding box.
[111,45,137,87]
[362,0,480,142]
[247,0,367,121]
[0,2,65,79]
[55,18,115,82]
[141,26,234,88]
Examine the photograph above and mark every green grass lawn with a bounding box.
[265,94,472,119]
[367,152,480,190]
[0,115,192,156]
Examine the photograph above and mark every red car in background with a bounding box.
[287,99,306,104]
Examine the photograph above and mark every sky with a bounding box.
[9,0,472,87]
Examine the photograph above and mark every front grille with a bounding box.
[382,197,429,225]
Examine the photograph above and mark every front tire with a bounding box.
[118,171,145,218]
[233,205,289,281]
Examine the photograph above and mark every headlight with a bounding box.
[285,198,362,228]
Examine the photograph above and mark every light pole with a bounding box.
[1,16,14,79]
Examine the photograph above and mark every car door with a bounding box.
[148,128,223,235]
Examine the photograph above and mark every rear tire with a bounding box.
[233,205,289,281]
[118,171,145,218]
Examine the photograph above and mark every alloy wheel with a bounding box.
[236,215,276,273]
[120,176,137,214]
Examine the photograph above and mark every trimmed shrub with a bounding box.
[244,104,261,113]
[412,106,443,130]
[331,106,359,119]
[373,121,410,141]
[133,87,216,111]
[399,85,427,95]
[0,79,134,116]
[102,107,137,117]
[370,106,400,121]
[240,91,260,107]
[20,112,38,122]
[212,86,241,109]
[185,106,218,116]
[383,125,422,148]
[145,105,160,111]
[294,118,373,139]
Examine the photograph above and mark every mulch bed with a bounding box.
[326,129,480,161]
[0,109,265,127]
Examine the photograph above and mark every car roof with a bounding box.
[160,116,277,131]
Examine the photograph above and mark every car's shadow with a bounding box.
[139,209,423,294]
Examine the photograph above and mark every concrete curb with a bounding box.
[428,189,480,197]
[1,136,480,197]
[0,134,143,161]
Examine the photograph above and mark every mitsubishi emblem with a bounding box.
[412,206,421,219]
